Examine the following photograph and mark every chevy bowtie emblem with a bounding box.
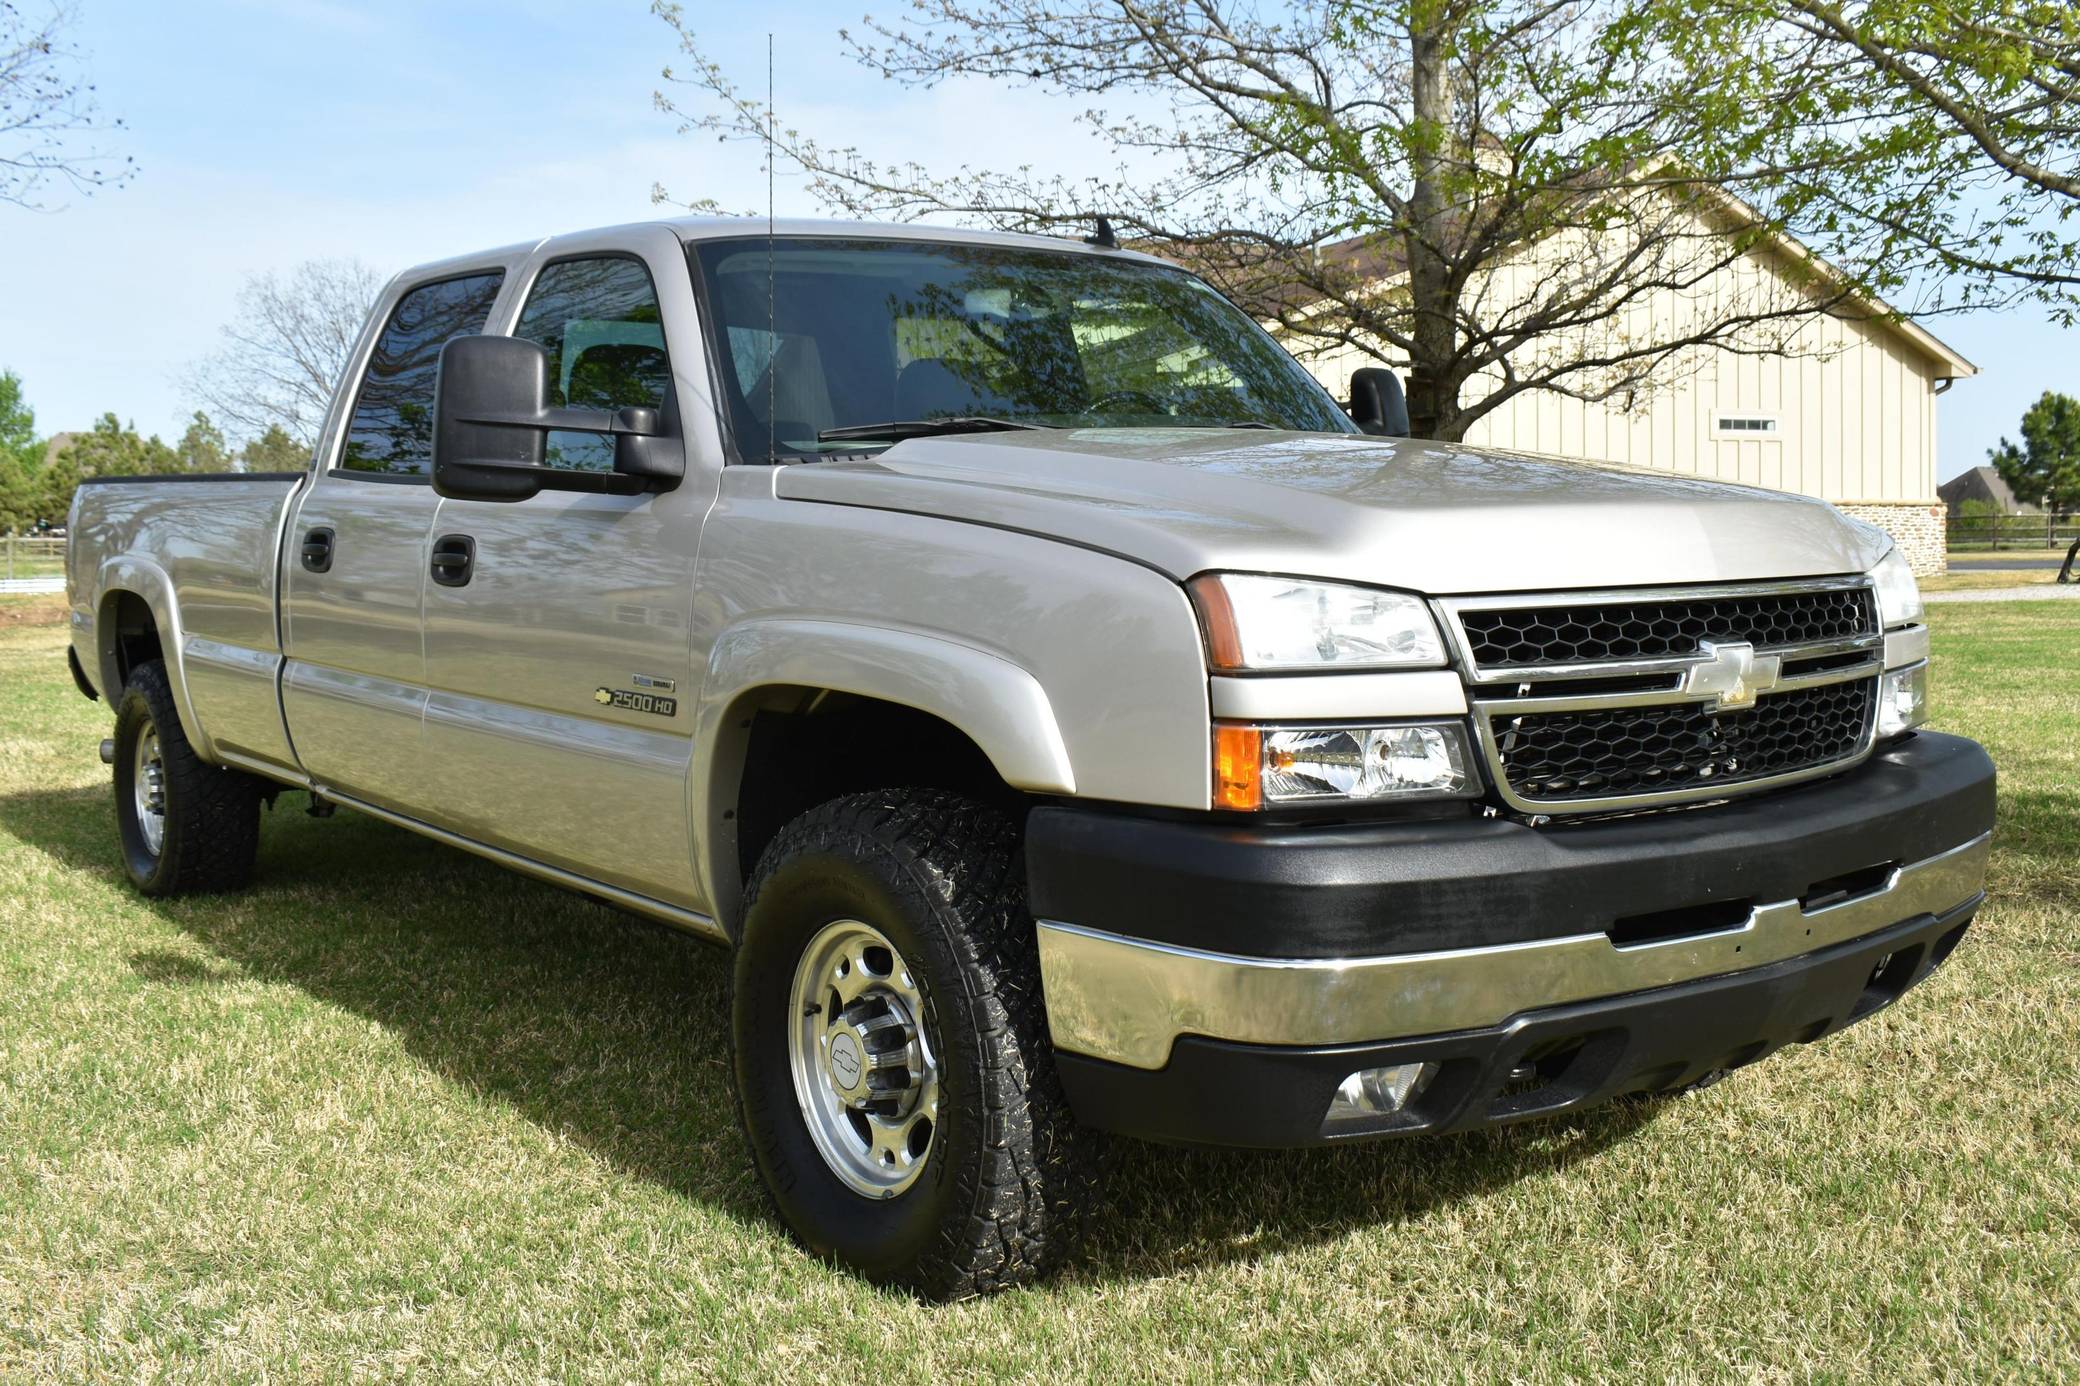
[1682,639,1781,712]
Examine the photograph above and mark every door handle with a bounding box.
[300,527,335,573]
[430,534,476,587]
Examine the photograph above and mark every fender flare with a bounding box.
[94,557,220,764]
[693,618,1076,923]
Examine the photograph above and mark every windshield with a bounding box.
[689,237,1356,459]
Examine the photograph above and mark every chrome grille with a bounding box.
[1458,586,1876,673]
[1442,579,1884,814]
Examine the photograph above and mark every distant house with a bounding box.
[1277,190,1976,576]
[1938,465,2036,517]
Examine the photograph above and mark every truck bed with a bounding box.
[68,472,309,773]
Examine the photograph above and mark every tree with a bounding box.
[1737,0,2080,317]
[655,0,1913,441]
[0,368,39,530]
[2,1,134,209]
[186,258,382,447]
[31,439,75,524]
[0,368,32,459]
[238,424,308,473]
[174,410,229,474]
[38,412,173,521]
[1990,392,2080,517]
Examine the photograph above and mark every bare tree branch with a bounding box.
[183,259,382,448]
[0,1,133,209]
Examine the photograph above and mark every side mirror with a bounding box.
[432,335,685,503]
[1348,367,1411,438]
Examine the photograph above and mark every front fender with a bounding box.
[699,617,1076,793]
[693,618,1078,926]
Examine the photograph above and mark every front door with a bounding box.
[280,268,508,812]
[419,239,705,906]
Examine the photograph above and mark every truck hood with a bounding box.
[773,428,1888,594]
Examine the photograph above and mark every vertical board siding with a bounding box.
[1284,217,1948,504]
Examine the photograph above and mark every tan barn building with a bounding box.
[1284,214,1976,576]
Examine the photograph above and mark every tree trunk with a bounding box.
[1429,389,1470,443]
[1402,6,1459,441]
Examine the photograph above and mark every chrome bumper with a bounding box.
[1036,831,1991,1071]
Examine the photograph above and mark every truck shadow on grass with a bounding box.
[0,786,1669,1287]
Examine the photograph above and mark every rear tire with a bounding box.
[731,789,1100,1300]
[112,660,262,895]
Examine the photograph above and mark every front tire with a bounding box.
[112,660,262,895]
[732,789,1099,1299]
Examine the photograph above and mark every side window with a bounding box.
[339,271,504,476]
[513,257,671,472]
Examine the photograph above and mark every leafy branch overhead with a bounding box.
[1753,0,2080,304]
[654,0,2075,441]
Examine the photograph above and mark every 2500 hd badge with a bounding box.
[594,686,678,717]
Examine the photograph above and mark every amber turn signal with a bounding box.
[1212,725,1262,810]
[1185,574,1245,671]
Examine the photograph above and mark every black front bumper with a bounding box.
[1029,731,1995,960]
[1027,731,1996,1147]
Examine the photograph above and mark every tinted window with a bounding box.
[340,272,504,476]
[689,237,1354,460]
[513,256,671,472]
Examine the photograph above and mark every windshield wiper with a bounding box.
[817,417,1049,444]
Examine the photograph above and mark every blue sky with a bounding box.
[0,0,2064,482]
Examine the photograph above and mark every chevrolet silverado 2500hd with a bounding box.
[67,219,1995,1298]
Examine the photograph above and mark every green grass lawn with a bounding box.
[1923,568,2061,594]
[2,601,2075,1380]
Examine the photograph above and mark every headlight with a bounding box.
[1870,547,1923,629]
[1188,574,1445,670]
[1213,721,1479,809]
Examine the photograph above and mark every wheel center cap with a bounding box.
[827,1030,864,1094]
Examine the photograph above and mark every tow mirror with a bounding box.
[431,335,685,503]
[1348,367,1411,438]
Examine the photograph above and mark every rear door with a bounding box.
[280,266,509,811]
[418,229,710,906]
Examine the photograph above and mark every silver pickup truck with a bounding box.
[66,218,1995,1298]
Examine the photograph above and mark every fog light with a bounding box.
[1324,1061,1435,1126]
[1878,662,1929,738]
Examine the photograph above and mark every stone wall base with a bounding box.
[1837,502,1947,577]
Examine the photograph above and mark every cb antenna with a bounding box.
[766,32,777,465]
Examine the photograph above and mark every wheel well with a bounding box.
[104,591,163,694]
[729,689,1029,890]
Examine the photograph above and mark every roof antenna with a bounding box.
[766,32,776,464]
[1084,214,1118,250]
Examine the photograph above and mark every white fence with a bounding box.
[2,536,67,595]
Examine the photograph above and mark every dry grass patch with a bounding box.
[0,594,67,628]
